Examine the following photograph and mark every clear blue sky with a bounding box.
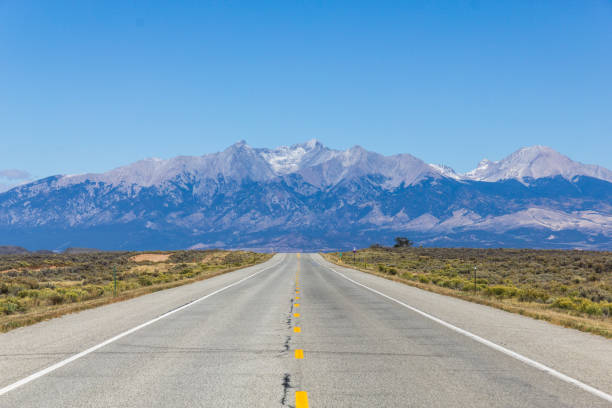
[1,1,611,186]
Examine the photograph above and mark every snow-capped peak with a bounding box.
[258,139,326,174]
[429,164,464,180]
[304,138,320,149]
[464,146,612,183]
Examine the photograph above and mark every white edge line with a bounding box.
[318,258,612,403]
[0,257,283,397]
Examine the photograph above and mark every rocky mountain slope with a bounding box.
[0,141,610,251]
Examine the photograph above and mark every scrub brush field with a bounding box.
[324,247,612,338]
[0,250,272,332]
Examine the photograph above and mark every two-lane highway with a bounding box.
[0,253,610,407]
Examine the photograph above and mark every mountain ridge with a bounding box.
[1,142,610,251]
[15,141,612,192]
[464,145,612,184]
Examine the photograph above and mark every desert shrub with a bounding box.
[400,272,414,280]
[573,299,602,316]
[437,278,450,287]
[64,290,80,303]
[430,275,443,285]
[551,297,576,310]
[485,285,518,299]
[418,275,430,283]
[517,288,549,303]
[583,303,602,316]
[179,266,193,275]
[21,277,39,289]
[138,276,153,286]
[578,287,611,303]
[443,278,465,289]
[460,284,475,292]
[37,288,56,302]
[601,303,612,317]
[153,274,172,284]
[83,285,105,298]
[17,289,40,298]
[49,291,64,305]
[0,297,22,314]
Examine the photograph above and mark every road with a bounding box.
[0,253,610,407]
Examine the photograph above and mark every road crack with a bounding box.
[284,335,291,352]
[280,373,293,406]
[280,295,296,406]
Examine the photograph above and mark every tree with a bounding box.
[394,237,413,248]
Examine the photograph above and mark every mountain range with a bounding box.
[1,140,611,251]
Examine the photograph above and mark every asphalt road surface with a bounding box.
[0,253,610,407]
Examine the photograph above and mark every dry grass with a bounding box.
[322,248,612,339]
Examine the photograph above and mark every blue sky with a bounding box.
[1,1,611,188]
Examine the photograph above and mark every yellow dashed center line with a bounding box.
[296,391,309,407]
[293,255,308,406]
